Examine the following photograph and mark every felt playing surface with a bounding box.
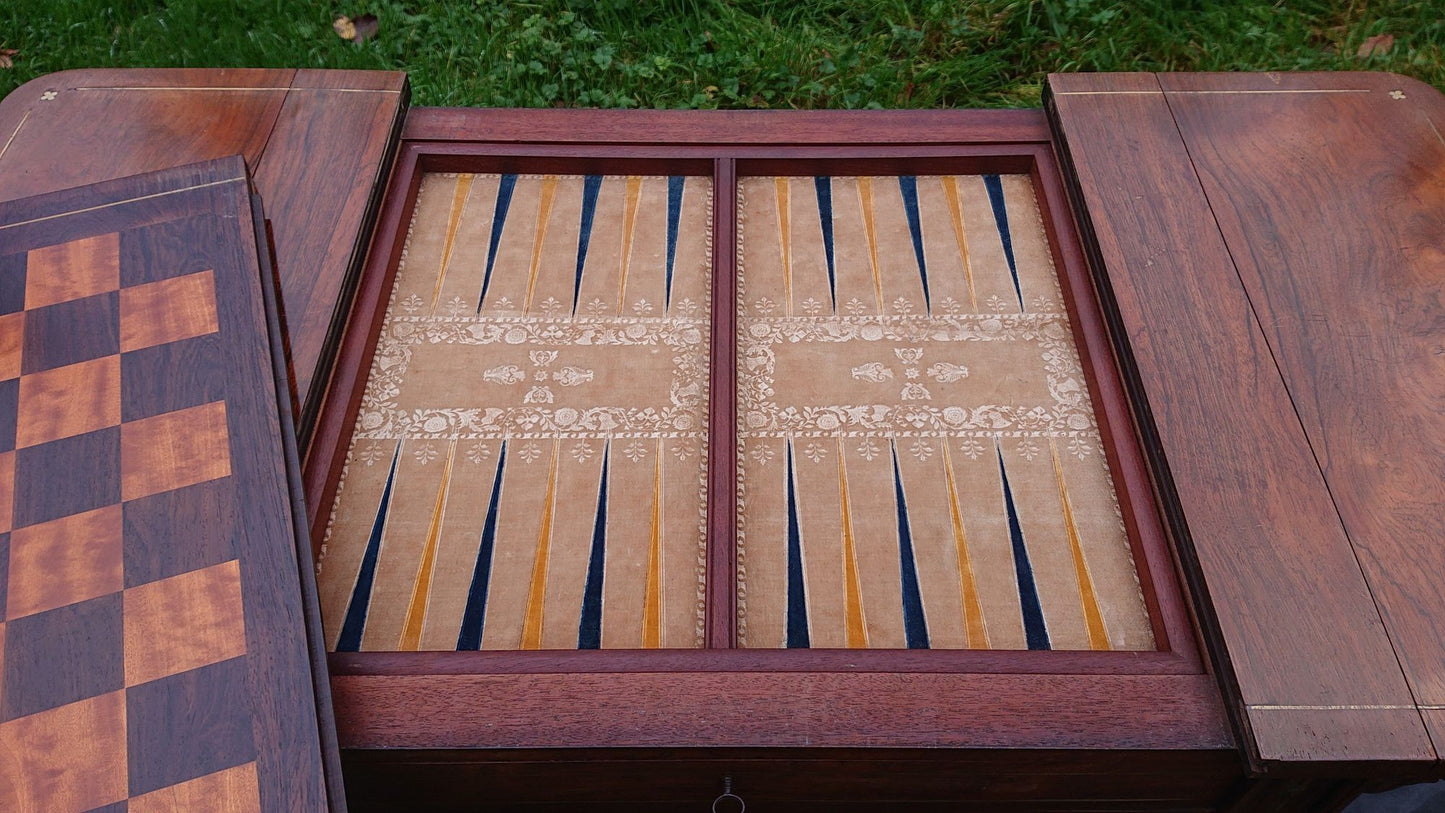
[320,173,714,651]
[735,174,1155,651]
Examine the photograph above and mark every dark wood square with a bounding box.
[83,802,129,813]
[0,253,24,316]
[123,479,237,590]
[125,655,256,797]
[0,377,15,454]
[0,532,8,623]
[13,426,121,529]
[120,333,231,423]
[1,592,123,721]
[119,216,229,289]
[20,291,119,376]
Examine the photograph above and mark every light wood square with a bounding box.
[128,761,261,813]
[0,690,127,812]
[25,233,120,310]
[120,400,231,502]
[15,355,120,449]
[7,505,123,620]
[123,559,246,687]
[0,312,21,381]
[120,270,219,353]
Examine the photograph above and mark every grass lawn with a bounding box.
[3,1,1444,108]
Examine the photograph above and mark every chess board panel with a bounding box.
[0,158,339,811]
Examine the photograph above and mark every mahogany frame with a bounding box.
[301,108,1231,760]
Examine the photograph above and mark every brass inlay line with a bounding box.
[837,437,869,648]
[943,445,988,648]
[524,175,559,313]
[0,109,32,165]
[616,175,642,315]
[941,176,978,310]
[520,440,561,650]
[1055,89,1371,96]
[75,85,401,94]
[1052,440,1109,650]
[775,176,793,316]
[1423,112,1445,149]
[1251,704,1419,711]
[398,440,456,650]
[642,439,665,648]
[857,177,884,311]
[430,174,474,312]
[1170,89,1372,95]
[0,176,244,232]
[281,87,406,94]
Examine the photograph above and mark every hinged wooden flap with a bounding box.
[0,156,343,810]
[1046,70,1444,773]
[0,68,409,438]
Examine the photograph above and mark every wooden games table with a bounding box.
[0,68,1441,812]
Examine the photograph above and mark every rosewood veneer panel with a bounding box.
[0,68,292,203]
[0,158,342,810]
[1046,72,1434,768]
[1157,72,1445,752]
[252,69,408,430]
[0,69,407,429]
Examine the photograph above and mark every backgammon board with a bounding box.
[0,68,1442,812]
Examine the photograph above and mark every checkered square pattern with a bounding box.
[0,233,262,812]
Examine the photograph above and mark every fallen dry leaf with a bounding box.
[1358,33,1394,58]
[351,14,379,43]
[333,14,379,44]
[0,48,17,69]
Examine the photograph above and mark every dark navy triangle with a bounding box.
[336,441,400,652]
[666,175,685,311]
[457,440,508,649]
[891,442,930,649]
[478,173,517,312]
[572,175,603,316]
[997,441,1049,649]
[814,176,836,312]
[898,176,931,313]
[785,440,810,648]
[577,442,610,649]
[983,174,1023,311]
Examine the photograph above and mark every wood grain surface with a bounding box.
[339,747,1241,812]
[0,69,408,435]
[251,69,408,433]
[1046,71,1440,771]
[404,106,1052,145]
[1157,71,1445,752]
[332,671,1229,750]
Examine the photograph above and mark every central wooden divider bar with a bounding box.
[1046,71,1437,771]
[708,156,738,649]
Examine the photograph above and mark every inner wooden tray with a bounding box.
[299,109,1231,808]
